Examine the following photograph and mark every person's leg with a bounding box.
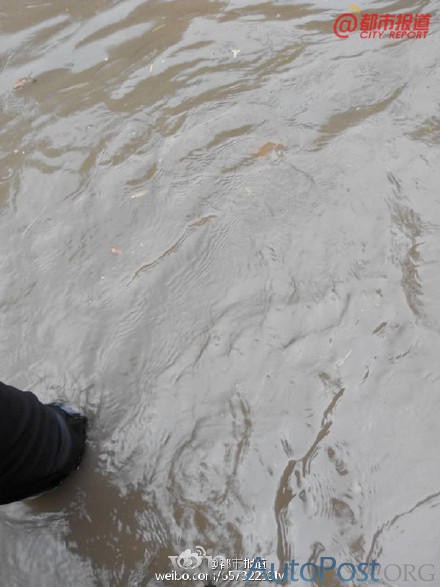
[0,381,87,505]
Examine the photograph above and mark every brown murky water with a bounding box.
[1,0,440,586]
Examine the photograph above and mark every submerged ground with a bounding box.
[0,0,439,585]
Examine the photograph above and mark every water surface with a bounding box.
[0,0,439,585]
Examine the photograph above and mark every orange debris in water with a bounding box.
[14,77,35,90]
[251,142,287,157]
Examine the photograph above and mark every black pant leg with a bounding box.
[0,381,73,504]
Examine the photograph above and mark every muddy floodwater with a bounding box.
[0,0,440,585]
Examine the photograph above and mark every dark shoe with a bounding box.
[47,402,87,473]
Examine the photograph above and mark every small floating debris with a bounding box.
[335,349,352,367]
[130,189,148,199]
[110,247,122,255]
[14,76,36,90]
[372,321,387,334]
[251,142,287,158]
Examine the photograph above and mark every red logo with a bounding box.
[333,12,431,39]
[334,13,358,39]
